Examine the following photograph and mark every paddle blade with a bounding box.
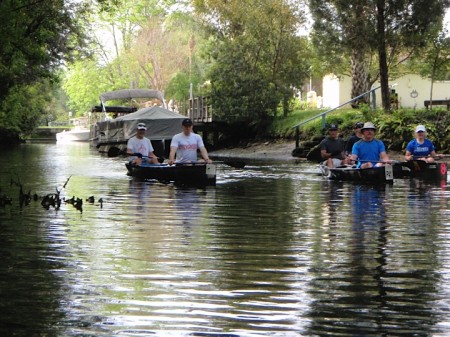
[107,147,122,157]
[224,161,246,168]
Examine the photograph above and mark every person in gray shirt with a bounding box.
[320,124,346,168]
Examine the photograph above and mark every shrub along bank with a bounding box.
[266,107,450,154]
[1,107,449,156]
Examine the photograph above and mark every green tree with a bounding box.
[193,0,310,121]
[0,0,89,134]
[0,0,87,100]
[0,81,55,134]
[310,0,449,111]
[63,59,114,116]
[63,0,199,115]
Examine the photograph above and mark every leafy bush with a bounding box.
[267,107,450,153]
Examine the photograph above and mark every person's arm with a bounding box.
[347,142,359,164]
[320,148,330,159]
[405,150,414,161]
[380,151,390,163]
[148,151,159,164]
[199,147,212,163]
[349,154,357,163]
[168,146,177,165]
[430,150,441,158]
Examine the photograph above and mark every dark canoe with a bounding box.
[393,161,448,181]
[125,162,217,186]
[321,164,395,184]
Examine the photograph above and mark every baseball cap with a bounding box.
[182,118,193,126]
[415,125,426,133]
[137,123,146,130]
[355,122,364,128]
[328,124,338,131]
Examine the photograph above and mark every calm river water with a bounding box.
[1,142,450,336]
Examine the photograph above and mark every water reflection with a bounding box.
[193,177,311,335]
[1,144,450,336]
[0,216,67,336]
[306,183,444,335]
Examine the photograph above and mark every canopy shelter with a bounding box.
[99,89,166,110]
[96,105,186,145]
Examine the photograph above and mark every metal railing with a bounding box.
[293,85,381,148]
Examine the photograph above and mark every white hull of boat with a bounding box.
[56,128,90,142]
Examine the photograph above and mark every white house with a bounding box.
[322,73,450,109]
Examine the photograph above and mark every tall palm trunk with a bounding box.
[377,0,391,111]
[350,49,369,107]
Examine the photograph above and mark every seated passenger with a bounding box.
[126,123,159,165]
[349,122,391,169]
[405,125,442,163]
[320,124,346,168]
[345,122,363,155]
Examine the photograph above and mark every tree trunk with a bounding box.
[350,49,369,107]
[376,0,391,111]
[429,52,440,109]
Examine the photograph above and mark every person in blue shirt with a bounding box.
[349,122,391,169]
[405,125,442,163]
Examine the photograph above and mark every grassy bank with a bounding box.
[266,107,450,153]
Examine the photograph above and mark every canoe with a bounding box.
[321,161,448,184]
[393,161,448,181]
[320,164,395,184]
[125,162,217,186]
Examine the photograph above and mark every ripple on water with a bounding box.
[1,144,450,336]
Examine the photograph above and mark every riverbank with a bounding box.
[210,139,302,162]
[210,139,405,162]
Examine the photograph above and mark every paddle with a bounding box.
[108,147,245,168]
[107,148,164,163]
[174,160,246,168]
[214,160,246,169]
[347,159,400,164]
[107,146,123,157]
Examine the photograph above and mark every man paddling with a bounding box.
[126,123,159,165]
[320,124,346,168]
[349,122,392,169]
[168,118,212,165]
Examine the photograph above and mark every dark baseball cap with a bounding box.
[182,118,193,126]
[354,122,364,128]
[328,124,338,131]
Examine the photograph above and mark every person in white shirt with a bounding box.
[126,123,159,165]
[168,118,212,165]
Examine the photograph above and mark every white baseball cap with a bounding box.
[415,125,426,133]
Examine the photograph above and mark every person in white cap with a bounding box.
[349,122,391,169]
[168,118,212,165]
[405,125,442,163]
[126,123,159,165]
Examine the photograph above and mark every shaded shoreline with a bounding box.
[210,139,405,162]
[210,139,302,162]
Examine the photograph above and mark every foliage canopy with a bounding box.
[193,0,311,121]
[0,0,88,132]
